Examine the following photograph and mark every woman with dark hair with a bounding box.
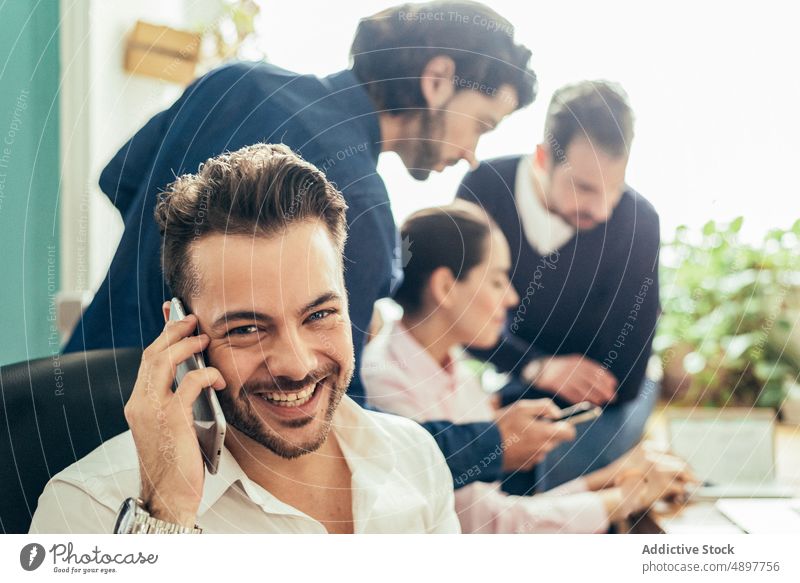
[363,204,694,533]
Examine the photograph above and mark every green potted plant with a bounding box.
[655,218,800,412]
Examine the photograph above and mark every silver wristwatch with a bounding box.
[113,497,202,534]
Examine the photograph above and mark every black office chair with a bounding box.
[0,348,142,533]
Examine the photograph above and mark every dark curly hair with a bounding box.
[351,1,537,114]
[154,143,348,304]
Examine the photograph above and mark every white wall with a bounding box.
[85,1,187,291]
[60,0,212,299]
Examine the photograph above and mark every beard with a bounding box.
[407,108,446,181]
[541,170,599,231]
[216,361,352,459]
[557,208,599,230]
[550,210,597,231]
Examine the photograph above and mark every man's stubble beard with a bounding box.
[407,108,446,181]
[216,360,354,460]
[540,167,596,231]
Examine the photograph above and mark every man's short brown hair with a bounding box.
[545,80,634,160]
[154,143,348,303]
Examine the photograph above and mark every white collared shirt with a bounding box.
[515,154,575,256]
[29,396,460,534]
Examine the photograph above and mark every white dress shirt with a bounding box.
[29,396,460,534]
[515,154,575,256]
[363,322,609,534]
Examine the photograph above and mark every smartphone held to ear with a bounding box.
[554,401,602,425]
[169,298,227,475]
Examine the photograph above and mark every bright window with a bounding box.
[258,0,799,239]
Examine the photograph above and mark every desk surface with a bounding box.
[626,410,800,534]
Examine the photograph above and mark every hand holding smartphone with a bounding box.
[169,298,227,474]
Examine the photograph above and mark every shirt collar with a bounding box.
[321,69,382,165]
[389,321,462,381]
[197,441,249,516]
[197,395,397,519]
[516,154,576,255]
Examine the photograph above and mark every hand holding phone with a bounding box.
[124,304,227,527]
[169,298,227,475]
[496,399,577,472]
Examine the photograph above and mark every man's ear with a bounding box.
[428,266,456,309]
[162,301,171,323]
[419,55,457,109]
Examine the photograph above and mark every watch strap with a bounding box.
[117,497,202,534]
[130,510,203,534]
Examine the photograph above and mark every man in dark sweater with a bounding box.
[456,80,661,491]
[63,2,561,490]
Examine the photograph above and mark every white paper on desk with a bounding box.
[666,524,744,534]
[668,416,775,485]
[715,499,800,533]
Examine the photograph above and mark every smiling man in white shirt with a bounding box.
[29,143,459,534]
